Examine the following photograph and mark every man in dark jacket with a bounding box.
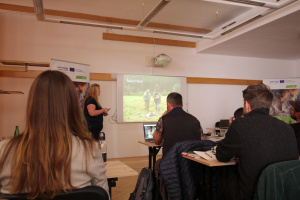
[153,92,202,156]
[289,99,300,154]
[153,92,202,199]
[216,84,299,200]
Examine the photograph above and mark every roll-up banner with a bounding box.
[50,59,90,107]
[263,78,300,124]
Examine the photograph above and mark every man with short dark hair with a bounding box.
[153,92,202,199]
[289,99,300,154]
[216,84,298,200]
[153,92,202,156]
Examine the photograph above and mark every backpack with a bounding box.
[129,168,154,200]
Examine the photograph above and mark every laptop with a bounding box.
[143,123,157,142]
[219,119,230,129]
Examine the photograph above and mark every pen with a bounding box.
[205,152,213,158]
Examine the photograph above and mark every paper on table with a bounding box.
[194,150,217,161]
[182,151,200,159]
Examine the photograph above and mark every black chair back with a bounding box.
[0,186,109,200]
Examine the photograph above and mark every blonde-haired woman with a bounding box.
[0,70,109,199]
[83,83,109,140]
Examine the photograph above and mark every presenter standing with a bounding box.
[84,83,109,140]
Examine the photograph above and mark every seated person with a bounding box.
[0,70,109,199]
[153,92,202,198]
[153,92,202,156]
[229,107,244,126]
[216,84,298,200]
[289,100,300,154]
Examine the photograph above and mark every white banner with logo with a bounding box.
[50,59,90,106]
[50,59,90,82]
[263,78,300,124]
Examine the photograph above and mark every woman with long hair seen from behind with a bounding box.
[84,83,109,140]
[0,70,109,199]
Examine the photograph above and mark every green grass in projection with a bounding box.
[118,74,186,122]
[123,95,167,122]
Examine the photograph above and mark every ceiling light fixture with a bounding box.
[152,30,203,38]
[146,29,218,39]
[60,20,124,30]
[30,0,296,40]
[224,0,265,7]
[223,0,296,9]
[137,0,170,28]
[32,0,45,21]
[221,14,262,35]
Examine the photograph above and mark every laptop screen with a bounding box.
[219,119,229,129]
[143,123,156,142]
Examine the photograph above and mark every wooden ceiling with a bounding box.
[0,0,300,60]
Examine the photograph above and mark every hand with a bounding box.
[103,108,109,113]
[229,116,234,126]
[103,113,108,116]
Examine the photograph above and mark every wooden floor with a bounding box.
[109,156,161,200]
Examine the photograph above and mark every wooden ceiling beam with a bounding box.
[0,3,211,34]
[103,33,196,48]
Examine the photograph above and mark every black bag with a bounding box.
[129,168,154,200]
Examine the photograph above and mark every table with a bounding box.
[138,140,162,174]
[105,160,138,197]
[182,154,236,200]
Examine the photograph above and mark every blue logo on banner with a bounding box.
[70,68,75,72]
[280,80,284,83]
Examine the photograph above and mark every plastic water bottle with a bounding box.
[14,126,20,137]
[99,132,107,163]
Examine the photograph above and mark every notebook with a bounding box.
[143,123,156,142]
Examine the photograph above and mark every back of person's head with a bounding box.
[84,83,100,106]
[234,107,244,119]
[86,83,100,98]
[0,70,93,199]
[243,83,273,110]
[289,99,300,112]
[167,92,182,107]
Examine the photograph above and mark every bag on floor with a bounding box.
[129,167,154,200]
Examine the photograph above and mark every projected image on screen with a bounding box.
[117,74,187,123]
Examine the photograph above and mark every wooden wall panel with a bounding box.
[187,77,262,85]
[0,70,262,85]
[0,70,43,78]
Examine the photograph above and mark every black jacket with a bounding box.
[216,108,299,197]
[162,107,202,156]
[290,123,300,154]
[160,140,216,200]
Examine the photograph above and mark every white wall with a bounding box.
[294,59,300,74]
[0,12,298,158]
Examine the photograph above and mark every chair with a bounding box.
[0,186,109,200]
[159,140,217,200]
[255,160,300,200]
